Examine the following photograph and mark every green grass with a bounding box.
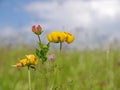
[0,45,120,90]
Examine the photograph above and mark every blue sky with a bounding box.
[0,0,120,48]
[0,0,38,27]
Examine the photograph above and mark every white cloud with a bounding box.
[91,0,120,19]
[25,0,120,29]
[1,26,16,37]
[25,1,92,28]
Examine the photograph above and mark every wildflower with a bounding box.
[19,59,28,66]
[50,31,59,43]
[26,54,38,65]
[64,32,74,44]
[58,32,66,42]
[47,31,74,44]
[12,54,38,68]
[32,25,42,35]
[47,31,66,43]
[47,31,74,50]
[47,34,53,42]
[12,59,27,68]
[48,54,55,62]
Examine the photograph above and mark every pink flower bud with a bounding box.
[32,25,36,32]
[37,25,42,32]
[32,25,42,35]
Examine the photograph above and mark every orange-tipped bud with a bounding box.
[32,25,42,35]
[37,25,42,32]
[32,25,36,32]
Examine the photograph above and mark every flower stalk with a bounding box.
[28,66,31,90]
[38,35,41,44]
[60,42,62,51]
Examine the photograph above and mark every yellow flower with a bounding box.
[59,32,66,42]
[19,59,28,66]
[47,34,53,42]
[26,54,38,65]
[51,31,60,43]
[12,59,27,68]
[64,32,74,44]
[47,31,66,43]
[12,54,38,68]
[47,31,74,50]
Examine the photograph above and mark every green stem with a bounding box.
[42,63,45,90]
[28,66,31,90]
[60,42,62,51]
[38,35,41,43]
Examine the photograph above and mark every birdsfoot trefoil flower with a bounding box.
[12,54,38,68]
[47,31,74,50]
[47,31,74,44]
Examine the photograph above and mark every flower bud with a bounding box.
[32,25,36,32]
[32,25,42,35]
[37,25,42,32]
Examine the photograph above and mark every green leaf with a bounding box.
[36,48,41,58]
[38,42,43,48]
[36,42,50,63]
[41,56,47,64]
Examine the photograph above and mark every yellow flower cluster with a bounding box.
[47,31,74,44]
[13,54,38,68]
[26,54,38,65]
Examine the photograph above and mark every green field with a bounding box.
[0,45,120,90]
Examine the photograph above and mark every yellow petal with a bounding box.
[26,54,38,65]
[66,35,74,43]
[64,32,74,44]
[51,32,59,43]
[12,63,22,68]
[59,32,66,42]
[47,34,53,42]
[19,59,27,66]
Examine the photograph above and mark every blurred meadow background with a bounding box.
[0,0,120,90]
